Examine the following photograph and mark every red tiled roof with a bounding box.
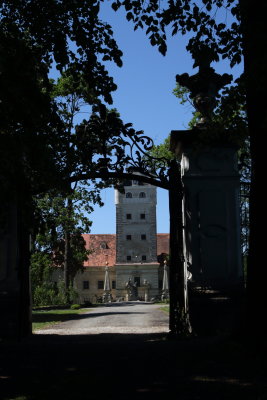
[82,233,169,267]
[83,234,116,267]
[157,233,170,255]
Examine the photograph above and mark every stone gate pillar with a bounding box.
[171,130,243,289]
[0,201,31,340]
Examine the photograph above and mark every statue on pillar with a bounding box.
[102,263,112,303]
[161,260,169,302]
[125,278,138,301]
[176,44,232,128]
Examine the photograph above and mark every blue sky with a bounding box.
[52,3,243,234]
[90,5,193,234]
[87,4,243,234]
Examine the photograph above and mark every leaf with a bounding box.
[159,42,167,56]
[126,12,133,21]
[111,2,120,11]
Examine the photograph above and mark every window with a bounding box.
[133,180,139,185]
[141,234,146,240]
[138,181,144,186]
[126,213,132,219]
[127,255,131,261]
[134,277,141,287]
[83,281,89,290]
[126,235,132,240]
[142,255,147,261]
[124,180,132,186]
[100,241,108,249]
[140,213,145,219]
[112,280,116,289]
[139,192,146,198]
[159,280,163,289]
[126,192,132,198]
[98,280,104,289]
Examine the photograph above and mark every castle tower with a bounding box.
[114,178,160,300]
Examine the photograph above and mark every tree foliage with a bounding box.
[30,72,105,299]
[32,186,102,282]
[111,0,242,65]
[0,1,123,200]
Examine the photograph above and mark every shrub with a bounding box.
[70,304,81,310]
[33,285,56,306]
[68,286,79,304]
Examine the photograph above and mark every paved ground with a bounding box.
[34,302,169,335]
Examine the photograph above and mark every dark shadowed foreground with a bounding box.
[1,295,267,400]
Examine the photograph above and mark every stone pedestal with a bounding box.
[102,291,112,303]
[115,263,159,300]
[171,130,243,289]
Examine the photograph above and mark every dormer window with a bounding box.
[126,192,132,198]
[139,192,146,198]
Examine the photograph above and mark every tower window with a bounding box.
[141,234,146,240]
[126,192,132,198]
[127,255,131,261]
[142,255,147,261]
[100,241,108,249]
[140,213,145,219]
[126,235,132,240]
[112,280,116,289]
[83,281,89,289]
[139,192,146,198]
[126,213,132,219]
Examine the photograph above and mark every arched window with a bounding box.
[126,192,132,198]
[100,242,108,249]
[139,192,146,198]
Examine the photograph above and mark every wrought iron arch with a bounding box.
[71,116,191,337]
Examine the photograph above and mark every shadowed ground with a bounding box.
[1,293,267,400]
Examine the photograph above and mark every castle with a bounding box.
[68,180,169,303]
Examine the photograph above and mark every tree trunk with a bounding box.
[64,229,70,291]
[63,196,72,302]
[168,159,192,336]
[239,0,267,336]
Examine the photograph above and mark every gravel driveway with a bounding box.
[34,302,169,335]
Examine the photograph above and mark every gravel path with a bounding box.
[34,302,169,335]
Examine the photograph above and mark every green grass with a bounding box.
[32,308,91,331]
[159,305,170,314]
